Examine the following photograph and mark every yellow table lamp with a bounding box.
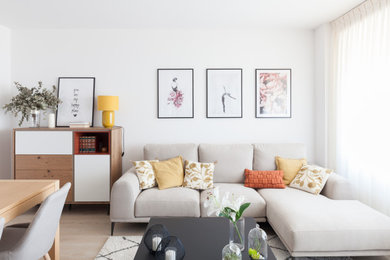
[97,96,119,128]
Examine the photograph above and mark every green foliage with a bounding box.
[3,82,61,126]
[223,252,241,260]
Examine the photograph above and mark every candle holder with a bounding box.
[143,224,170,255]
[155,236,185,260]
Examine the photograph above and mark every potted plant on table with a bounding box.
[3,81,61,127]
[204,187,250,255]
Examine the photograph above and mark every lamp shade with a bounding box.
[97,96,119,111]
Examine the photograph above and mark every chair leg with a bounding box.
[43,253,51,260]
[111,222,115,236]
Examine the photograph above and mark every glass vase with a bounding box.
[229,218,245,251]
[248,224,267,260]
[222,242,242,260]
[30,109,41,128]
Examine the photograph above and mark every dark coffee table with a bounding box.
[134,217,276,260]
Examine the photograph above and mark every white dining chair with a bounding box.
[0,183,71,260]
[0,218,4,240]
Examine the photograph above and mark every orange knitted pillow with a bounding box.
[244,169,286,189]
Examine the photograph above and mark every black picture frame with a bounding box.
[255,69,292,118]
[206,68,243,118]
[56,77,96,127]
[157,68,194,119]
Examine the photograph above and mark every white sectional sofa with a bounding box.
[110,143,390,257]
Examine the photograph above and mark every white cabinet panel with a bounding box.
[74,155,110,202]
[15,131,73,155]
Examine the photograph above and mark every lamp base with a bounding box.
[102,110,115,128]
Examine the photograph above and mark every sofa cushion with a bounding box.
[200,183,266,218]
[151,156,184,190]
[135,187,200,217]
[144,143,198,162]
[253,143,306,171]
[199,144,253,183]
[258,187,390,256]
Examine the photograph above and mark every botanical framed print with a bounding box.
[157,69,194,118]
[207,69,242,118]
[255,69,291,118]
[56,77,95,127]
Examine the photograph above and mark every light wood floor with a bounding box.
[7,205,390,260]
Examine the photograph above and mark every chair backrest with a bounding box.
[10,183,71,260]
[0,217,4,239]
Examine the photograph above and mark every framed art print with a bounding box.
[207,68,242,118]
[56,77,95,126]
[255,69,291,118]
[157,69,194,118]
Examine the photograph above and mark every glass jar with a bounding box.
[248,224,267,259]
[222,242,242,260]
[229,218,245,251]
[30,109,41,127]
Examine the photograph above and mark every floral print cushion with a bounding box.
[289,164,333,195]
[183,160,215,190]
[132,160,158,189]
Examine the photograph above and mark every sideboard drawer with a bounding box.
[15,155,73,170]
[15,131,73,155]
[15,169,74,202]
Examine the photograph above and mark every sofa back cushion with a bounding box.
[253,143,306,171]
[144,143,198,162]
[199,144,253,183]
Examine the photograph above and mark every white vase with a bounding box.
[48,113,56,128]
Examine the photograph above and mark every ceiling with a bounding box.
[0,0,365,30]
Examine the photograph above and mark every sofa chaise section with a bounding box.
[259,187,390,257]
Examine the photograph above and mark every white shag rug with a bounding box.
[96,234,290,260]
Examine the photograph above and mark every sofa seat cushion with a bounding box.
[258,187,390,256]
[200,183,266,218]
[135,187,200,217]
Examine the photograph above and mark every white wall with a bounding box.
[11,28,315,171]
[314,24,331,166]
[0,25,12,178]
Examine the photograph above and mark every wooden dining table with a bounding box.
[0,179,60,260]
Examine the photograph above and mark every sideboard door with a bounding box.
[74,155,110,202]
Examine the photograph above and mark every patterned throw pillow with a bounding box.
[132,160,158,189]
[244,169,285,189]
[183,160,215,190]
[289,165,333,195]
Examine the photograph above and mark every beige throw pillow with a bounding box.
[183,160,215,190]
[289,164,333,195]
[151,156,184,190]
[275,156,307,185]
[132,160,158,189]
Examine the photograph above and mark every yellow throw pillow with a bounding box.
[150,156,184,190]
[183,160,215,190]
[275,156,307,185]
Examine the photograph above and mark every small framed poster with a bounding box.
[157,69,194,118]
[255,69,291,118]
[207,68,242,118]
[56,77,95,127]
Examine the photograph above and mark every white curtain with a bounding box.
[329,0,390,216]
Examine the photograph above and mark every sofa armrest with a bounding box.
[321,173,355,200]
[110,168,141,221]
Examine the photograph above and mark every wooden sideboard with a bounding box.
[12,127,123,204]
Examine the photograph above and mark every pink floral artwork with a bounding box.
[258,72,289,116]
[167,77,184,108]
